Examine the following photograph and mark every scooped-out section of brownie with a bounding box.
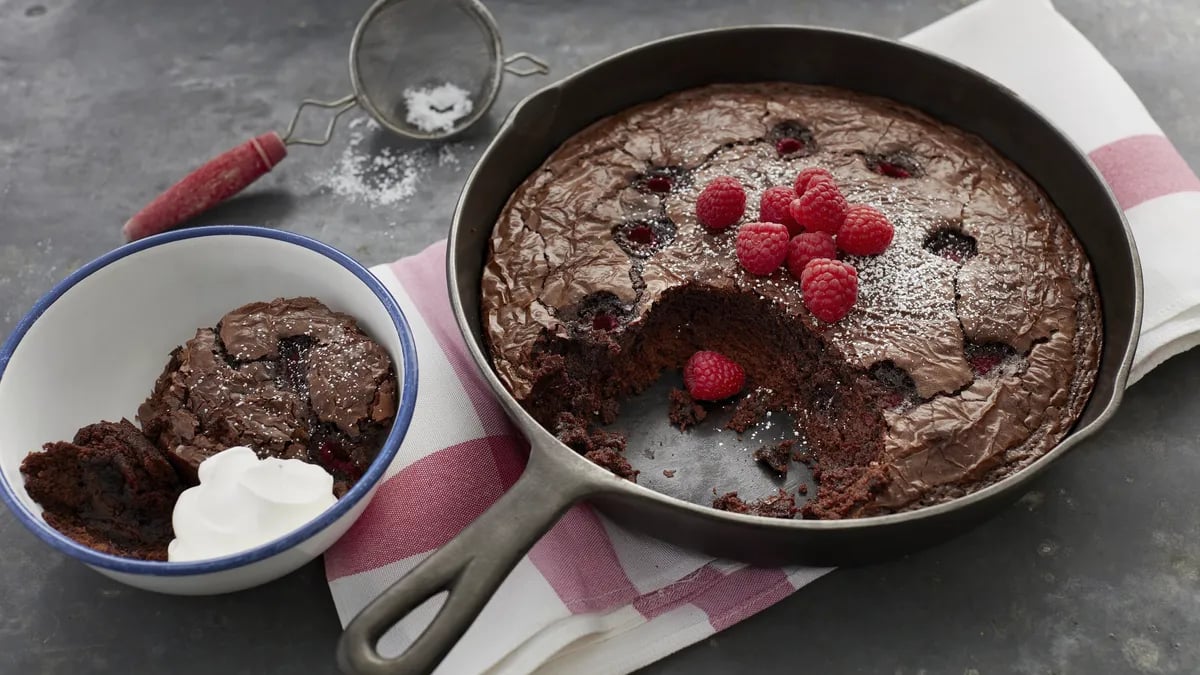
[20,296,400,560]
[20,419,183,561]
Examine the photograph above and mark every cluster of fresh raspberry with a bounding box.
[695,167,894,324]
[679,167,898,402]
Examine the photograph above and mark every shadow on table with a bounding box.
[178,190,298,230]
[2,555,342,675]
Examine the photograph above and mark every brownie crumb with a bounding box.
[584,448,639,482]
[753,489,799,518]
[663,469,676,478]
[556,411,638,481]
[801,465,888,519]
[668,388,707,430]
[726,388,772,433]
[712,489,797,519]
[712,491,750,513]
[20,419,183,561]
[753,440,796,475]
[556,412,627,453]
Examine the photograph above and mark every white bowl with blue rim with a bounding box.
[0,226,417,595]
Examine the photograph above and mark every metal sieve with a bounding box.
[122,0,547,242]
[302,0,548,143]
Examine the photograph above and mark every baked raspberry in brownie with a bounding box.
[481,83,1101,519]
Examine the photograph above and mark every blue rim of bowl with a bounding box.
[0,225,419,576]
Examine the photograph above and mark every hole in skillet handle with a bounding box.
[336,450,592,674]
[377,592,448,655]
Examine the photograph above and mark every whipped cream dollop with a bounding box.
[168,446,337,562]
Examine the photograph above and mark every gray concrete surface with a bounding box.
[1,0,1198,673]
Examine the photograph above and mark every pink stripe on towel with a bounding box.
[1089,134,1200,210]
[324,435,522,580]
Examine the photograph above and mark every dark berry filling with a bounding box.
[569,292,631,335]
[924,228,978,262]
[865,151,921,178]
[613,218,676,258]
[634,167,686,194]
[315,437,365,482]
[965,342,1018,377]
[775,137,804,155]
[627,223,657,246]
[277,336,315,392]
[592,313,619,331]
[770,121,815,157]
[645,175,672,192]
[871,362,918,409]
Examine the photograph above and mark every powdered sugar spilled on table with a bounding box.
[317,116,471,209]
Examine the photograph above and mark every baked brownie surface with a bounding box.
[138,296,398,496]
[20,419,182,560]
[481,83,1101,518]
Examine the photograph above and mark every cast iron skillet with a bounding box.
[339,26,1142,674]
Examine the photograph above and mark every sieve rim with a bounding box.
[347,0,505,140]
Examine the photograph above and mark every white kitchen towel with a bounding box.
[325,1,1200,673]
[907,0,1200,384]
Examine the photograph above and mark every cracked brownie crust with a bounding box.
[138,297,398,497]
[481,83,1101,518]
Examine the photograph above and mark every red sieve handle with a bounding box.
[122,132,288,242]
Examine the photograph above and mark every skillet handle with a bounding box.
[336,448,593,675]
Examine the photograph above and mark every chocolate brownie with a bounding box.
[753,440,796,475]
[20,419,182,560]
[667,388,707,430]
[481,83,1102,518]
[712,489,799,519]
[138,297,398,495]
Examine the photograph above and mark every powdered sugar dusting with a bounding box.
[318,116,471,207]
[403,82,474,134]
[653,139,972,391]
[825,180,967,375]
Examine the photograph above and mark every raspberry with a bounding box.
[966,342,1016,376]
[695,176,746,230]
[644,175,673,192]
[758,186,800,234]
[874,162,911,178]
[684,350,745,401]
[592,313,619,331]
[786,231,837,279]
[867,153,920,179]
[789,179,847,235]
[838,204,895,256]
[801,259,858,323]
[775,137,805,156]
[793,167,834,196]
[626,225,656,246]
[969,353,1003,376]
[735,222,790,276]
[318,438,363,479]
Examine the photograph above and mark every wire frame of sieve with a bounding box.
[280,0,547,146]
[350,0,545,141]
